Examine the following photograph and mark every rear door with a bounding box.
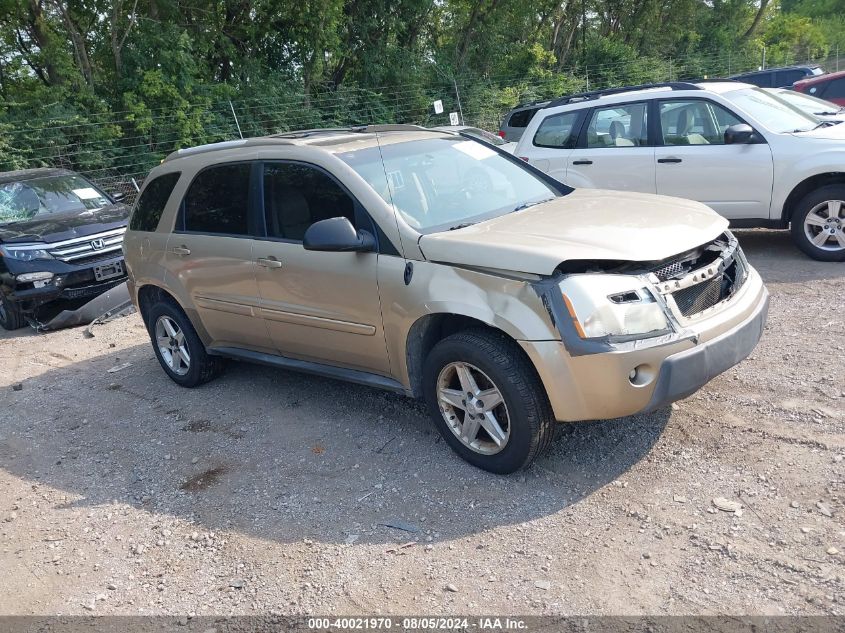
[565,101,656,193]
[522,109,583,181]
[252,161,390,374]
[163,162,274,351]
[653,98,774,220]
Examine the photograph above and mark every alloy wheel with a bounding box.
[155,315,191,376]
[804,199,845,252]
[436,361,510,455]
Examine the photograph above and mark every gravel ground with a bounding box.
[0,229,843,617]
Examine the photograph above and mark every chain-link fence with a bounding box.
[3,47,843,202]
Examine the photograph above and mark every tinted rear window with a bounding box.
[822,78,845,99]
[507,108,539,128]
[776,70,806,86]
[182,163,251,235]
[130,172,180,232]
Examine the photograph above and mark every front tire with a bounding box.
[145,299,224,387]
[791,185,845,262]
[0,292,25,330]
[422,329,556,474]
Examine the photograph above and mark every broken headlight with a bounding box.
[559,274,671,339]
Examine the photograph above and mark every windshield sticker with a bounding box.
[73,187,102,200]
[386,170,405,190]
[453,140,497,161]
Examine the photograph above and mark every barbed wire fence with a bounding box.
[2,45,843,202]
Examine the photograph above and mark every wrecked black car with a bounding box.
[0,168,129,330]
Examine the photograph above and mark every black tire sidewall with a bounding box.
[791,185,845,262]
[0,292,24,330]
[146,300,211,387]
[422,332,547,474]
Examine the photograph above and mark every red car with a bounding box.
[793,70,845,106]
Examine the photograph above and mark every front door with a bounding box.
[654,98,774,220]
[163,162,273,352]
[253,161,390,374]
[565,101,656,193]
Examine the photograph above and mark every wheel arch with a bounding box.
[405,312,527,399]
[135,283,211,344]
[782,172,845,223]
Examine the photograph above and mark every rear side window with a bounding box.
[533,111,580,148]
[182,163,251,235]
[776,70,805,86]
[507,108,539,128]
[130,172,180,232]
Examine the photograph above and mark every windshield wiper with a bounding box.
[513,198,554,212]
[449,222,475,230]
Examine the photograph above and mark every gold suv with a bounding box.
[124,125,769,473]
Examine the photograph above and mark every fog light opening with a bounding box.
[628,363,655,387]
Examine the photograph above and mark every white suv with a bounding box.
[514,81,845,261]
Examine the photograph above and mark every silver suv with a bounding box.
[124,125,769,473]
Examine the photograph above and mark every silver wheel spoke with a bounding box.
[175,330,185,346]
[162,318,178,338]
[439,388,466,410]
[805,213,827,228]
[462,415,481,443]
[476,388,503,411]
[811,231,830,246]
[176,347,191,366]
[455,363,479,395]
[156,335,171,348]
[836,230,845,248]
[480,411,507,447]
[827,200,842,218]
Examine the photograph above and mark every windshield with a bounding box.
[726,87,820,133]
[769,89,842,115]
[0,175,110,226]
[339,137,560,232]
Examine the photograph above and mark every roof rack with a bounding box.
[513,99,551,110]
[547,82,702,107]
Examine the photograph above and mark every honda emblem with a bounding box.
[91,238,105,250]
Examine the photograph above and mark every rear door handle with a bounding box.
[257,257,283,269]
[572,160,593,165]
[170,246,191,256]
[657,158,683,164]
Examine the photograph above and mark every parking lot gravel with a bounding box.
[0,229,843,616]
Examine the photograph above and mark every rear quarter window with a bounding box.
[129,172,181,232]
[507,108,539,128]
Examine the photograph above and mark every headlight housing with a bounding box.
[0,244,54,261]
[559,274,671,339]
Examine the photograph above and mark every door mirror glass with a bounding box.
[724,123,755,144]
[303,217,375,252]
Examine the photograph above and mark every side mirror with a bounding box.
[303,217,375,252]
[724,124,755,144]
[111,191,126,202]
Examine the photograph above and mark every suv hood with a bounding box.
[0,203,129,244]
[418,189,728,276]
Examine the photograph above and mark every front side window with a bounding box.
[0,174,110,226]
[262,163,355,241]
[339,137,561,232]
[724,87,819,133]
[182,163,250,235]
[130,172,180,232]
[533,111,580,148]
[659,100,743,145]
[585,103,648,148]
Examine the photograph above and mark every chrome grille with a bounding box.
[47,228,125,263]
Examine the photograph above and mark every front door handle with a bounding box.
[657,158,683,164]
[257,257,283,269]
[170,246,191,256]
[572,160,593,165]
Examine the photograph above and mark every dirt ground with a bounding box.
[0,229,843,617]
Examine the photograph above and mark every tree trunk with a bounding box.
[741,0,770,41]
[52,0,93,87]
[27,0,63,86]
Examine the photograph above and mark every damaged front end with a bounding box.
[537,231,750,356]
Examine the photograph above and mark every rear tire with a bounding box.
[145,299,224,387]
[790,185,845,262]
[0,292,25,330]
[422,329,556,474]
